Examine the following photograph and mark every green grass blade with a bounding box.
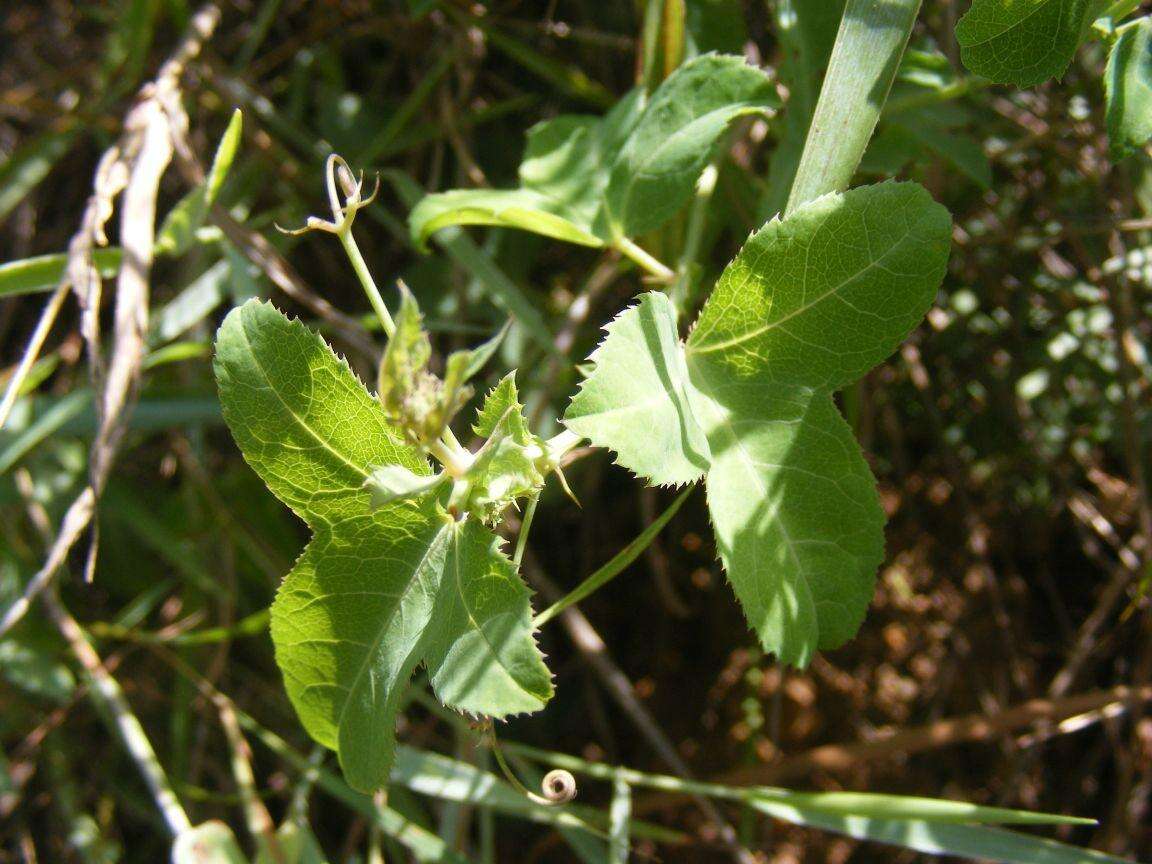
[0,249,121,298]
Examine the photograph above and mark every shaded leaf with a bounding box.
[1106,18,1152,160]
[603,54,778,238]
[956,0,1096,87]
[564,183,951,665]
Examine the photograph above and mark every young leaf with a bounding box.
[214,301,551,792]
[563,183,952,666]
[473,373,526,439]
[564,293,709,487]
[602,53,778,238]
[364,464,444,508]
[955,0,1097,87]
[377,288,473,446]
[462,375,547,519]
[1105,17,1152,160]
[156,109,243,257]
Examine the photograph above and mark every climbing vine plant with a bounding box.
[206,3,1150,859]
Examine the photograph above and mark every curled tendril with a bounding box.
[485,723,577,806]
[275,153,380,236]
[538,769,578,805]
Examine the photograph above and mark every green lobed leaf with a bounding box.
[565,293,709,487]
[563,183,951,665]
[603,53,778,238]
[1106,17,1152,160]
[214,301,550,792]
[955,0,1097,87]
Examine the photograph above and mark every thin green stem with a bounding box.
[513,494,539,567]
[429,438,473,477]
[615,237,676,281]
[672,161,719,310]
[339,228,395,338]
[534,486,692,627]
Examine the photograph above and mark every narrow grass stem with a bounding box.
[534,486,692,627]
[513,494,539,567]
[615,238,675,281]
[785,0,922,214]
[48,593,192,837]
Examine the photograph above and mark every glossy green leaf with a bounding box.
[1106,17,1152,160]
[955,0,1096,87]
[603,54,777,238]
[564,183,951,665]
[409,188,603,251]
[214,301,551,792]
[410,111,621,251]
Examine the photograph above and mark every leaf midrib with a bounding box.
[239,312,370,486]
[335,520,452,736]
[687,220,918,357]
[449,526,547,703]
[961,0,1068,51]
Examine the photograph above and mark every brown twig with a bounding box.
[0,2,223,639]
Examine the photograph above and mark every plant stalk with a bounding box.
[615,237,676,281]
[785,0,923,215]
[340,227,395,338]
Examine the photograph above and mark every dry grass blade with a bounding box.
[0,3,223,639]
